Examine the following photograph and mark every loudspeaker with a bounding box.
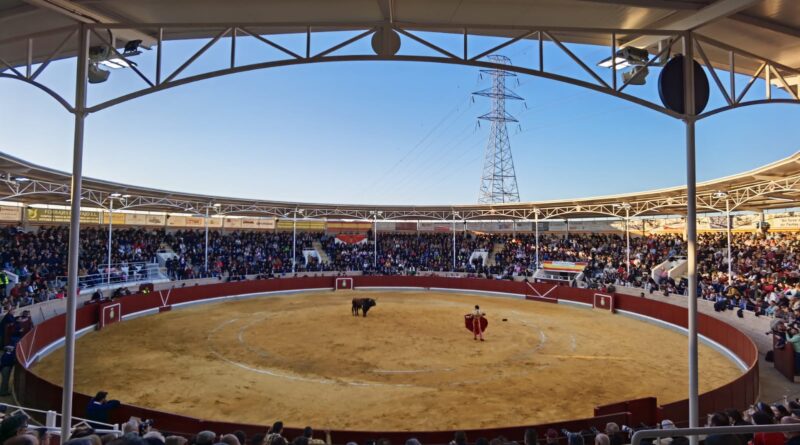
[658,54,710,115]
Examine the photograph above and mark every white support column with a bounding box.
[726,199,732,278]
[625,207,631,278]
[107,198,114,286]
[204,206,209,275]
[534,210,540,270]
[452,213,457,271]
[292,210,297,274]
[683,32,700,444]
[373,215,378,268]
[62,23,89,441]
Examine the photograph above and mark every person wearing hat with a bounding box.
[470,305,486,341]
[0,344,15,395]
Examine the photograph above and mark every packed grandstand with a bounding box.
[3,225,799,317]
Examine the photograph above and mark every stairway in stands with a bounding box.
[313,240,330,265]
[485,242,505,267]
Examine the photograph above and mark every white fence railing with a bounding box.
[54,262,166,290]
[1,402,122,438]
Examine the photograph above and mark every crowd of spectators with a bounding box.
[3,225,800,318]
[3,395,800,445]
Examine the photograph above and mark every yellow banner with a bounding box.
[276,220,325,230]
[26,208,100,224]
[541,261,587,272]
[102,213,126,225]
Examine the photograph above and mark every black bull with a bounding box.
[351,298,376,317]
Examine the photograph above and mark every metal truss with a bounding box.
[2,22,800,120]
[3,172,797,223]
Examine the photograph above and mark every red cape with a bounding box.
[464,314,488,333]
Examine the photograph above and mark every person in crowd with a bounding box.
[450,431,467,445]
[165,437,188,445]
[302,427,328,445]
[605,423,623,445]
[0,413,29,445]
[4,434,39,445]
[782,417,800,445]
[594,434,609,445]
[194,431,216,445]
[265,422,286,445]
[523,429,537,445]
[0,344,15,395]
[704,412,742,445]
[750,411,783,445]
[86,391,121,426]
[221,434,240,445]
[545,430,559,445]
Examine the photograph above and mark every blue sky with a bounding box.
[0,32,797,205]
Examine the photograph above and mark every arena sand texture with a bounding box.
[33,291,743,431]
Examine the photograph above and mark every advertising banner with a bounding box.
[125,213,147,225]
[376,221,396,231]
[766,213,800,231]
[327,222,372,232]
[0,206,21,222]
[144,214,166,226]
[256,218,275,230]
[102,213,126,225]
[276,220,326,230]
[395,222,416,231]
[26,208,100,224]
[185,217,204,228]
[541,261,588,272]
[224,217,243,229]
[166,215,186,227]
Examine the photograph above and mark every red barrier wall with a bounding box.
[13,277,758,443]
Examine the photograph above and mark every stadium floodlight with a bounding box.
[213,203,221,208]
[110,192,122,198]
[598,47,652,85]
[88,40,143,83]
[712,191,729,199]
[121,194,131,198]
[597,56,630,70]
[597,47,649,69]
[11,176,30,182]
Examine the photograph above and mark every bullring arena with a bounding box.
[4,1,800,444]
[31,290,741,431]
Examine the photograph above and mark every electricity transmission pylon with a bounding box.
[474,54,523,204]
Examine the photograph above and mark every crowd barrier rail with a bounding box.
[13,276,759,444]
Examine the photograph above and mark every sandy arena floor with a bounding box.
[33,291,743,431]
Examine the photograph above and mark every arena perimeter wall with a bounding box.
[12,277,758,444]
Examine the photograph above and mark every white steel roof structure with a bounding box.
[2,150,799,221]
[3,0,800,440]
